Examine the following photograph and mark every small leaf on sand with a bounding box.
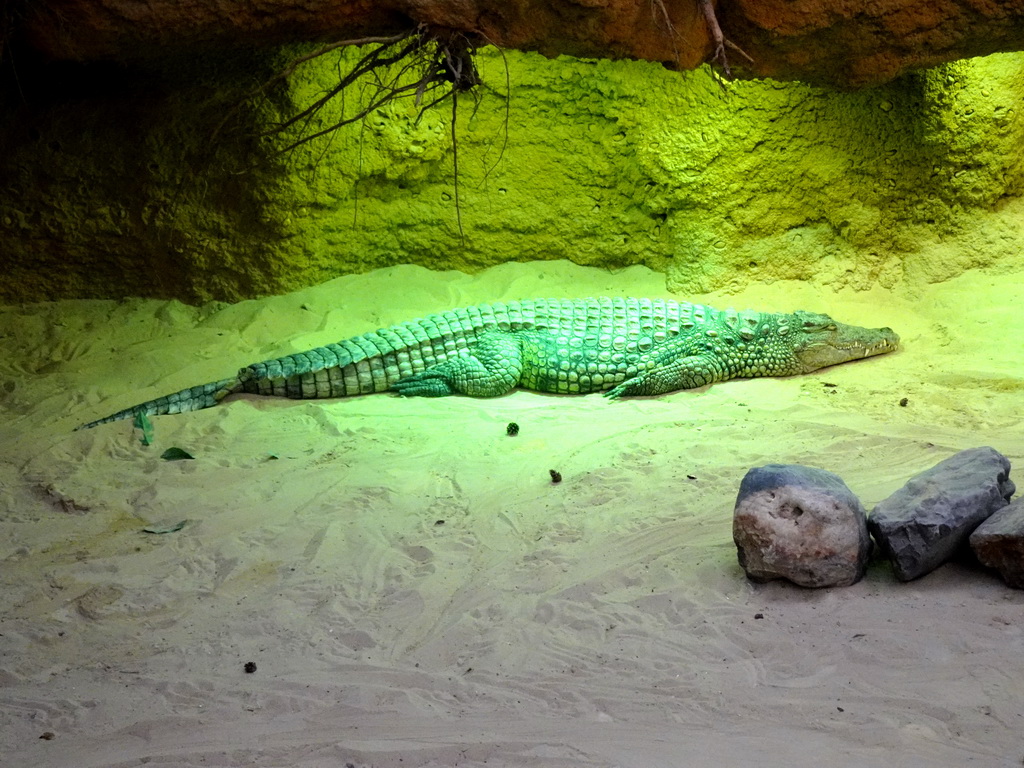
[142,520,187,534]
[161,447,194,461]
[133,411,154,446]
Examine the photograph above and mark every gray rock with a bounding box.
[969,498,1024,588]
[733,464,871,588]
[868,447,1013,581]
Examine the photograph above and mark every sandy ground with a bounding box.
[1,260,1022,768]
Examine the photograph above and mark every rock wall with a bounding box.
[1,46,1022,303]
[0,52,295,302]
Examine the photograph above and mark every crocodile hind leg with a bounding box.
[391,331,524,397]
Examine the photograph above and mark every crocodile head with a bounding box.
[788,310,900,373]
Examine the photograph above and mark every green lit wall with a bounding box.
[1,48,1022,303]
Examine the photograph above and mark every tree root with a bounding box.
[211,26,487,240]
[697,0,753,78]
[213,26,481,157]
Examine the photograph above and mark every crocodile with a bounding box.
[76,297,899,430]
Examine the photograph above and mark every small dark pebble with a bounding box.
[754,613,764,620]
[899,397,909,407]
[549,469,562,483]
[837,706,845,712]
[506,422,519,436]
[822,382,837,388]
[39,732,55,740]
[434,519,445,526]
[686,474,697,480]
[244,661,257,674]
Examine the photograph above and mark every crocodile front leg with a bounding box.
[391,331,524,397]
[603,334,734,399]
[603,352,728,398]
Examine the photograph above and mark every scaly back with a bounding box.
[237,297,753,397]
[76,297,764,429]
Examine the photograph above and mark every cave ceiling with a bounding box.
[14,0,1024,88]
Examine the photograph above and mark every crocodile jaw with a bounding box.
[792,319,900,374]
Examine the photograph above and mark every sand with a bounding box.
[1,260,1022,767]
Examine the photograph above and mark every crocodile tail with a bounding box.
[75,377,242,431]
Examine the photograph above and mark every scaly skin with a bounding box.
[76,297,899,430]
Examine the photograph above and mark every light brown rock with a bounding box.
[733,464,871,588]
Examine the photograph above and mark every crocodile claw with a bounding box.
[603,380,635,399]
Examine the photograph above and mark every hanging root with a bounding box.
[649,0,681,64]
[265,27,481,155]
[696,0,753,79]
[212,26,484,239]
[215,26,482,157]
[650,0,678,41]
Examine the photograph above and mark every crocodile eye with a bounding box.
[801,321,835,332]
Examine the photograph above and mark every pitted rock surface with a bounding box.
[733,464,871,588]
